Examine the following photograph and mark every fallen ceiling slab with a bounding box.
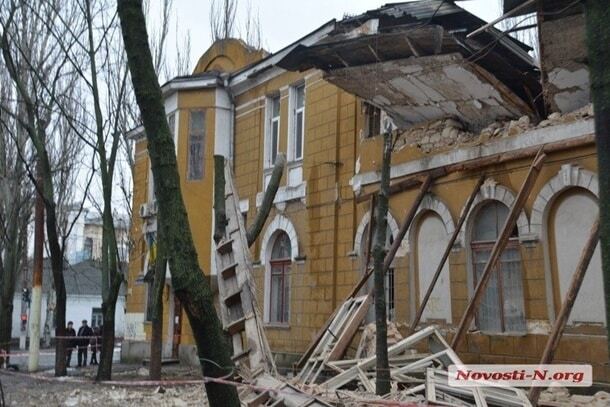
[277,0,543,131]
[324,53,534,130]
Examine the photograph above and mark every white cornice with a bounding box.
[351,118,596,192]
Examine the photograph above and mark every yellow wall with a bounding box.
[126,39,608,380]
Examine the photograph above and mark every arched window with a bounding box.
[360,222,395,321]
[269,232,291,324]
[471,201,525,333]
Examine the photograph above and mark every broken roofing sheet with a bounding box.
[278,0,543,131]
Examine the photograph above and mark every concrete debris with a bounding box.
[393,116,474,153]
[539,388,610,406]
[393,103,594,156]
[355,322,404,359]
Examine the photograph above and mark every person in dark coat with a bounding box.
[65,321,76,367]
[89,326,101,365]
[77,319,93,367]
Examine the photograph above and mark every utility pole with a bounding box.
[584,0,610,351]
[28,167,45,372]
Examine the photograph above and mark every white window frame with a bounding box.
[167,111,178,155]
[187,109,205,181]
[288,83,305,162]
[264,95,281,170]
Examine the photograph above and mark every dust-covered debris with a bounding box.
[393,103,594,156]
[539,387,610,406]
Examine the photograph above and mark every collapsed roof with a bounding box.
[278,0,543,131]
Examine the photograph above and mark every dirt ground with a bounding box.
[0,364,208,407]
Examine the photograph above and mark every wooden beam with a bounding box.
[295,197,376,368]
[296,177,432,368]
[528,218,600,405]
[408,175,485,334]
[355,134,594,204]
[327,294,373,361]
[451,148,547,350]
[404,35,422,57]
[466,0,538,38]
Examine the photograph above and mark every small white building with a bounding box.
[12,259,126,339]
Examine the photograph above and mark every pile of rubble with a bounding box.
[293,317,531,406]
[539,387,610,406]
[394,103,594,155]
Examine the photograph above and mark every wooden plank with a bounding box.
[452,148,547,350]
[409,175,485,334]
[466,0,537,38]
[528,218,600,405]
[298,177,432,368]
[322,326,439,390]
[327,294,372,360]
[425,368,437,403]
[383,175,434,273]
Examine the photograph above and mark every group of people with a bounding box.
[65,320,103,367]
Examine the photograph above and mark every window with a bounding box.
[269,232,291,324]
[168,112,176,151]
[187,110,205,180]
[84,237,93,260]
[360,222,395,321]
[471,201,525,333]
[91,308,103,328]
[363,102,381,138]
[265,96,280,168]
[290,84,305,161]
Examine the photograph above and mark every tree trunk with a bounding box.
[97,300,116,380]
[585,0,610,351]
[373,131,391,395]
[246,154,285,246]
[150,239,167,380]
[46,199,68,377]
[97,261,122,380]
[1,7,68,378]
[0,298,13,359]
[118,1,240,405]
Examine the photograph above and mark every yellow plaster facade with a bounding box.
[125,38,608,380]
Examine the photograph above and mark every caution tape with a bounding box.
[0,344,121,358]
[0,369,423,406]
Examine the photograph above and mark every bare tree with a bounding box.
[210,0,237,42]
[240,0,262,50]
[28,0,134,380]
[0,61,34,362]
[0,0,88,376]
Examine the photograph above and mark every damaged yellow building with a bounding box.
[124,0,608,382]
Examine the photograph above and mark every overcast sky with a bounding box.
[153,0,501,75]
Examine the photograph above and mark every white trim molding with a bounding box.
[530,164,599,239]
[458,178,531,246]
[405,193,455,253]
[351,119,595,193]
[353,209,404,257]
[260,214,300,262]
